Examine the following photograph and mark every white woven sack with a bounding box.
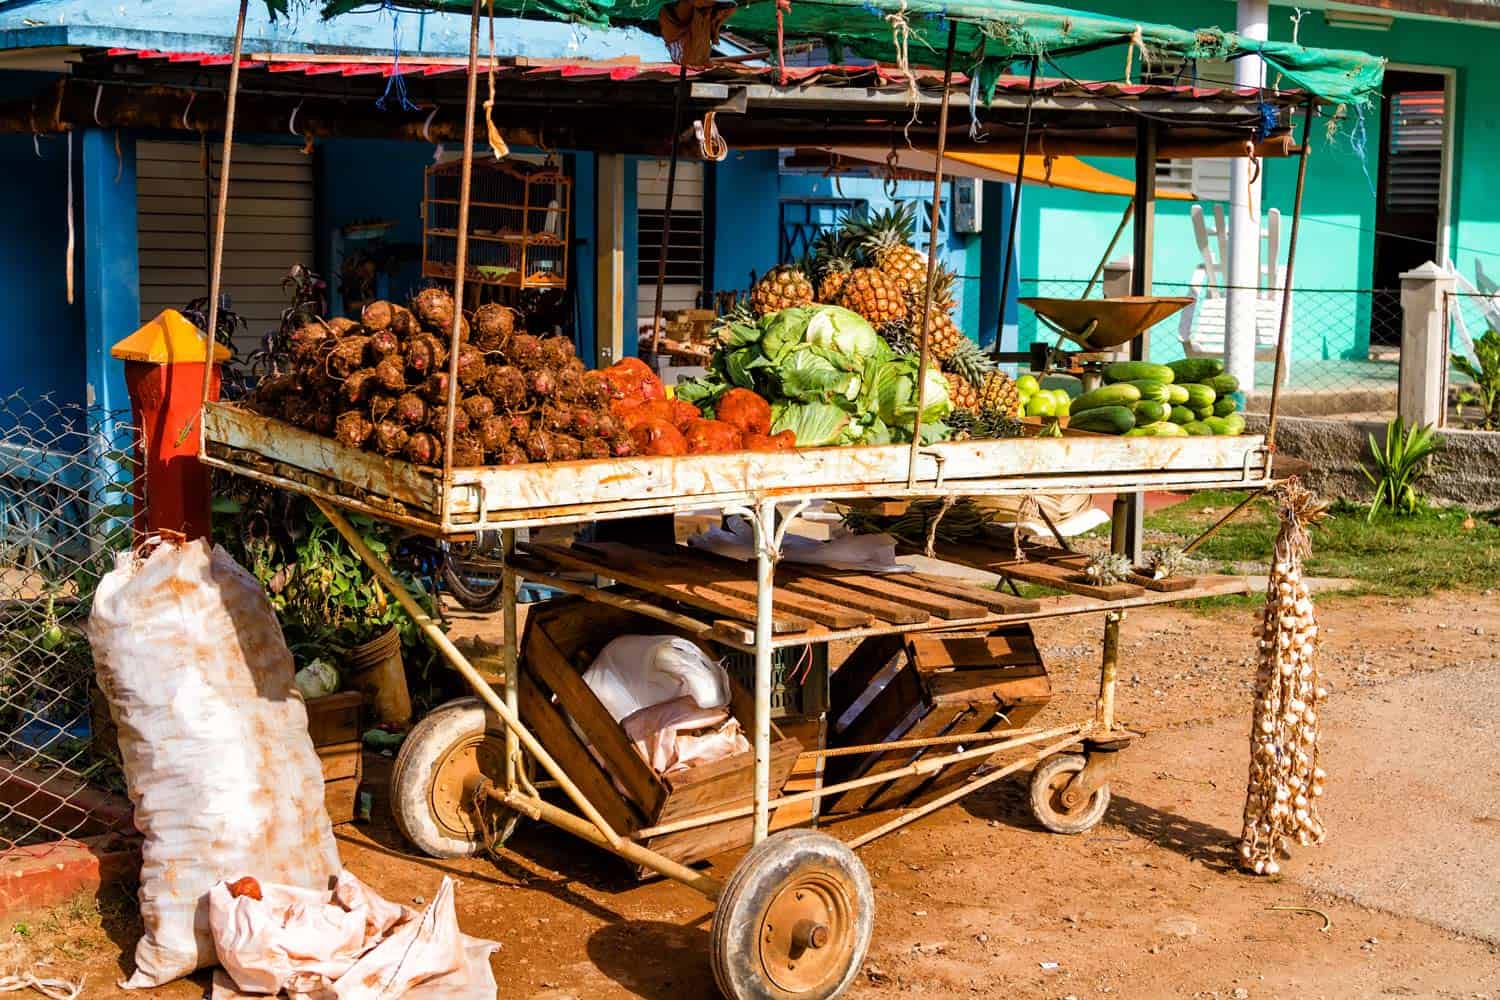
[87,539,341,988]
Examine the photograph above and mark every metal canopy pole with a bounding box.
[648,58,692,361]
[1121,117,1158,567]
[196,0,250,423]
[1265,98,1315,451]
[991,55,1039,359]
[904,22,959,489]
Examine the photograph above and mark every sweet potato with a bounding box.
[603,358,666,412]
[669,398,702,431]
[619,399,675,430]
[743,429,797,452]
[717,388,772,436]
[684,418,743,454]
[629,418,687,456]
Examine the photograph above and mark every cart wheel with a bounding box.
[390,697,522,858]
[1028,753,1111,835]
[710,830,874,1000]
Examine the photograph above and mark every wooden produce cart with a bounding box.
[191,0,1381,995]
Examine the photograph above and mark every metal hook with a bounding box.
[181,92,196,131]
[92,84,104,127]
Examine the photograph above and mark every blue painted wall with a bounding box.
[712,151,781,294]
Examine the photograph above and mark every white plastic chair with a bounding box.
[1177,204,1291,361]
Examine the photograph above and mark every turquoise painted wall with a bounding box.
[1022,2,1499,370]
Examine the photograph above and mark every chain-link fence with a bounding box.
[0,394,138,852]
[1446,290,1500,430]
[1017,278,1402,419]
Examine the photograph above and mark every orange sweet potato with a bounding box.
[743,429,797,452]
[717,388,772,436]
[630,418,688,456]
[684,418,744,454]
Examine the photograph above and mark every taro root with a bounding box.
[564,356,587,376]
[281,396,316,428]
[311,408,337,436]
[373,355,406,393]
[527,367,558,400]
[335,410,375,449]
[389,304,419,338]
[630,418,687,456]
[341,368,378,405]
[477,415,510,454]
[404,333,448,377]
[450,430,484,467]
[581,370,616,408]
[405,430,442,466]
[361,300,394,332]
[481,365,527,408]
[684,418,743,454]
[327,335,371,379]
[455,344,487,387]
[523,429,556,463]
[366,329,401,360]
[472,303,516,351]
[539,403,573,434]
[462,394,495,423]
[427,404,471,436]
[594,412,621,440]
[499,445,528,466]
[327,316,360,336]
[369,393,399,423]
[580,436,611,460]
[507,333,544,370]
[553,369,583,403]
[716,387,772,436]
[412,287,456,332]
[372,419,409,456]
[289,322,331,361]
[608,431,636,457]
[552,434,582,462]
[394,392,429,428]
[570,408,599,439]
[540,336,575,370]
[504,412,532,439]
[420,371,454,404]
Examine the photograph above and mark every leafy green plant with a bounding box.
[1362,417,1442,521]
[1452,329,1500,430]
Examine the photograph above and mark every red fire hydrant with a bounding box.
[110,310,230,541]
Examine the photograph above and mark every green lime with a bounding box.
[1016,374,1041,396]
[1054,397,1070,417]
[1025,394,1056,417]
[1049,388,1071,406]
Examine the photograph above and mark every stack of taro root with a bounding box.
[248,288,797,466]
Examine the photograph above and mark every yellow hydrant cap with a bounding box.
[110,309,233,364]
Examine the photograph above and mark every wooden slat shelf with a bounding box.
[512,540,1254,651]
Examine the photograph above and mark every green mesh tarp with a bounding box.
[279,0,1384,105]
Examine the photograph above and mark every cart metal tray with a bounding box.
[201,403,1272,535]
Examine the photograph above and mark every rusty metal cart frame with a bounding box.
[189,0,1338,992]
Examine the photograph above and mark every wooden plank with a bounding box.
[823,664,926,814]
[325,775,359,826]
[316,742,362,782]
[999,559,1144,601]
[305,691,362,746]
[577,542,875,630]
[778,574,930,626]
[525,623,668,819]
[643,737,801,867]
[523,542,814,635]
[516,668,639,836]
[800,569,989,620]
[1127,571,1198,592]
[907,635,1041,671]
[902,572,1041,613]
[774,718,825,831]
[866,701,989,810]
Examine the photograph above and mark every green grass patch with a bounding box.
[1144,492,1500,597]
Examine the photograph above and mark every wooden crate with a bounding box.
[521,599,802,870]
[823,625,1051,814]
[307,693,364,826]
[306,691,363,746]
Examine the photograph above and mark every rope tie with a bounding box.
[694,111,728,160]
[375,1,420,112]
[967,73,988,142]
[0,970,84,1000]
[775,0,791,85]
[886,0,922,144]
[483,0,510,159]
[1123,26,1146,84]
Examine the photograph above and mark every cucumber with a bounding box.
[1182,383,1217,409]
[1124,379,1170,405]
[1169,405,1195,425]
[1167,358,1225,383]
[1195,405,1215,420]
[1151,421,1188,437]
[1165,384,1191,405]
[1206,372,1240,396]
[1223,413,1246,435]
[1123,426,1154,437]
[1183,421,1214,436]
[1104,360,1175,384]
[1134,400,1169,424]
[1130,421,1185,437]
[1068,405,1136,434]
[1213,397,1239,417]
[1070,383,1141,414]
[1203,416,1232,435]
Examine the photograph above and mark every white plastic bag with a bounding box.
[86,539,341,988]
[207,871,498,1000]
[582,635,731,722]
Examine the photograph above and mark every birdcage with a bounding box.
[422,157,571,292]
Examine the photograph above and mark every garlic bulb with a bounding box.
[1240,480,1330,875]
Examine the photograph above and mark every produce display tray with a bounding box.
[202,403,1272,535]
[510,540,1254,651]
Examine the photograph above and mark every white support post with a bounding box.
[1226,0,1268,395]
[751,498,777,845]
[1399,261,1455,428]
[595,154,626,369]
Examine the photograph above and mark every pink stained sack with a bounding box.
[207,871,499,1000]
[86,539,341,988]
[621,696,750,774]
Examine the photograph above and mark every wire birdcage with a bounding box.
[422,157,571,292]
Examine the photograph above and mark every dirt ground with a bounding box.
[10,591,1500,998]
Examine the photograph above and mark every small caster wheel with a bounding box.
[711,830,874,1000]
[390,697,524,858]
[1028,753,1110,835]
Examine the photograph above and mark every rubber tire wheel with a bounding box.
[440,541,505,612]
[1028,753,1111,835]
[390,697,520,858]
[711,830,875,1000]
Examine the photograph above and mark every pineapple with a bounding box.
[948,407,978,440]
[915,306,964,363]
[943,338,997,389]
[973,407,1024,439]
[944,372,978,412]
[907,264,960,323]
[978,370,1022,418]
[878,319,918,356]
[817,257,853,303]
[837,267,907,325]
[749,265,814,316]
[857,202,927,295]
